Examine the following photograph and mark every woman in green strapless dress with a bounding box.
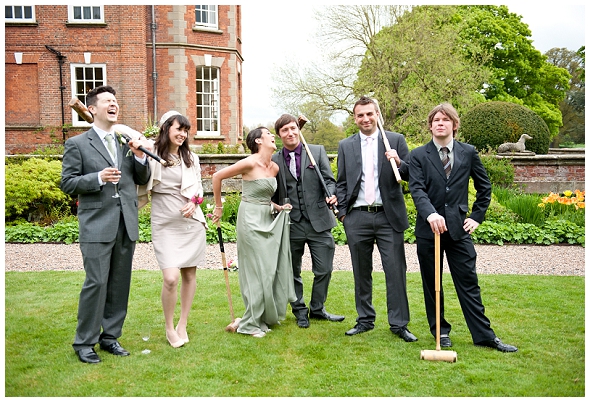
[212,127,296,337]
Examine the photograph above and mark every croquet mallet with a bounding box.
[216,223,241,332]
[372,98,402,183]
[420,233,458,362]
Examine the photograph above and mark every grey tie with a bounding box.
[105,133,116,163]
[441,147,451,178]
[289,152,297,179]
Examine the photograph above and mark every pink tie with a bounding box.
[364,136,375,205]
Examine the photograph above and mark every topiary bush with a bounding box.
[5,158,72,223]
[459,101,551,154]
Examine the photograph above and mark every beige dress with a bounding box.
[151,159,207,269]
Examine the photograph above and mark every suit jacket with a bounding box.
[60,128,151,243]
[137,151,207,226]
[409,140,491,241]
[272,143,336,233]
[335,130,410,233]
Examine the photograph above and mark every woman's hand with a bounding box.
[212,206,223,224]
[180,201,196,218]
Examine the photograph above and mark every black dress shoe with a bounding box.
[475,337,518,353]
[345,324,372,336]
[391,326,418,342]
[309,311,345,322]
[296,316,310,328]
[100,341,130,356]
[440,335,452,348]
[76,347,101,364]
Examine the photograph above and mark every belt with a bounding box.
[351,205,384,213]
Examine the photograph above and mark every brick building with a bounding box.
[4,5,243,154]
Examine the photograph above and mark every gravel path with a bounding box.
[4,242,585,276]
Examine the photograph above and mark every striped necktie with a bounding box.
[441,147,451,178]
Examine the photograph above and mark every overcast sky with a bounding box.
[241,3,586,127]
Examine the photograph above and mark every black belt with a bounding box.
[351,205,384,213]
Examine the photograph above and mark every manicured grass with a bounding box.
[5,270,584,397]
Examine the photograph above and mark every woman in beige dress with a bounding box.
[138,111,207,348]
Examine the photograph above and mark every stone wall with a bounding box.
[199,149,586,195]
[496,149,585,193]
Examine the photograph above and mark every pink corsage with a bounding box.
[191,195,204,205]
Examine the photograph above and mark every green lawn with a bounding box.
[5,270,585,397]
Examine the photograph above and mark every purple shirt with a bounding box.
[283,142,303,179]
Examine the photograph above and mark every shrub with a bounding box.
[199,142,242,154]
[460,101,551,154]
[5,158,72,223]
[479,150,515,188]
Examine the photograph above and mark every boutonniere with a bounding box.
[115,132,126,145]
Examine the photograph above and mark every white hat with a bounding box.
[159,110,181,126]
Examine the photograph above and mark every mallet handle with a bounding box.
[296,115,339,216]
[435,232,441,351]
[372,99,402,183]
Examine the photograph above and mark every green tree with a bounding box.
[455,5,571,137]
[545,46,585,145]
[354,5,490,142]
[308,119,345,153]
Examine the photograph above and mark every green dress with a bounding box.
[236,178,296,335]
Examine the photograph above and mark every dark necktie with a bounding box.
[441,147,451,178]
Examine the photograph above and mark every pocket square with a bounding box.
[306,163,315,169]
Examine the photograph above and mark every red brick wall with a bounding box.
[5,5,241,154]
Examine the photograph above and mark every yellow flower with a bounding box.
[564,190,573,197]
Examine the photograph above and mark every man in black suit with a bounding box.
[335,97,416,341]
[61,85,151,363]
[272,114,344,328]
[409,102,517,352]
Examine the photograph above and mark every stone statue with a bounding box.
[497,134,534,154]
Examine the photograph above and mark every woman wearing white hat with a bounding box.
[138,111,207,348]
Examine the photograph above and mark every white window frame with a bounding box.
[70,63,107,126]
[194,5,218,29]
[68,5,104,23]
[5,5,35,22]
[196,66,220,136]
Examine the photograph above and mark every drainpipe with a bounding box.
[151,6,158,121]
[45,45,67,143]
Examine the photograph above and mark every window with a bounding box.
[194,5,217,29]
[5,5,35,22]
[68,5,104,23]
[196,66,220,136]
[70,64,106,125]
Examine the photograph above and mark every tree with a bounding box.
[455,5,571,137]
[271,5,408,118]
[545,47,585,145]
[353,5,490,141]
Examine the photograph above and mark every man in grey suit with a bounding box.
[335,96,416,341]
[272,114,344,328]
[409,103,517,352]
[61,85,151,363]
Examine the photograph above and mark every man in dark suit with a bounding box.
[409,102,517,352]
[335,97,416,341]
[61,85,151,363]
[272,114,344,328]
